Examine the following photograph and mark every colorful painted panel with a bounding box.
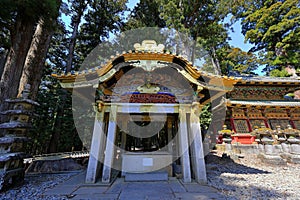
[264,108,289,118]
[247,108,263,118]
[121,93,177,103]
[233,119,250,133]
[269,119,291,129]
[249,119,266,129]
[290,108,300,119]
[228,86,294,100]
[232,108,246,118]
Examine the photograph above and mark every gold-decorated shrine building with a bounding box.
[53,40,239,184]
[223,76,300,144]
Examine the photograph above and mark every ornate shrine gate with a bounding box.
[53,40,238,184]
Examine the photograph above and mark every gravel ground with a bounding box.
[206,153,300,200]
[1,154,300,200]
[1,173,74,200]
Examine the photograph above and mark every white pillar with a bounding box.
[189,102,207,184]
[85,110,105,183]
[120,117,128,151]
[102,105,118,183]
[178,106,192,183]
[167,117,173,153]
[120,117,127,177]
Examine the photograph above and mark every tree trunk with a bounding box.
[17,18,54,100]
[210,47,221,75]
[48,93,65,153]
[0,16,35,121]
[66,20,79,73]
[65,1,86,73]
[0,50,8,78]
[48,1,86,152]
[48,89,69,153]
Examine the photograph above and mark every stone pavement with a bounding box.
[43,171,225,200]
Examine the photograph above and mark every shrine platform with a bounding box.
[43,170,225,200]
[216,143,260,154]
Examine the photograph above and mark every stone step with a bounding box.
[124,171,168,182]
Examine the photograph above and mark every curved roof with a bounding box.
[234,75,300,85]
[226,99,300,108]
[52,50,239,91]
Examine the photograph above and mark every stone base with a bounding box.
[25,158,84,173]
[258,144,264,153]
[290,144,300,154]
[225,143,232,151]
[0,168,24,191]
[264,144,276,155]
[273,144,283,154]
[257,153,286,165]
[124,171,168,182]
[231,144,260,154]
[281,143,290,153]
[281,153,300,164]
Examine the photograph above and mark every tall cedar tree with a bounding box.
[0,0,60,121]
[47,0,127,153]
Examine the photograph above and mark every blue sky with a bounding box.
[227,19,253,52]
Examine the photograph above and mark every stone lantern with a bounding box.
[283,125,300,154]
[0,85,39,190]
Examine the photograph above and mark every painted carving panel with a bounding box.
[268,119,291,129]
[233,119,250,133]
[228,86,297,100]
[249,119,266,129]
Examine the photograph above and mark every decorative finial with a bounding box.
[134,40,165,52]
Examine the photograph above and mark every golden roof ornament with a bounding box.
[134,40,165,52]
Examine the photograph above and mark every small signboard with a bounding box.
[143,158,153,166]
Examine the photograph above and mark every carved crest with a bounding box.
[137,83,160,93]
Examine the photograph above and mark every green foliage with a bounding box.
[224,47,260,73]
[76,0,127,56]
[269,68,290,77]
[71,0,127,69]
[231,0,300,72]
[25,0,128,153]
[157,0,230,41]
[124,0,166,29]
[0,0,60,22]
[0,0,60,55]
[200,103,212,130]
[157,0,232,75]
[26,71,82,154]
